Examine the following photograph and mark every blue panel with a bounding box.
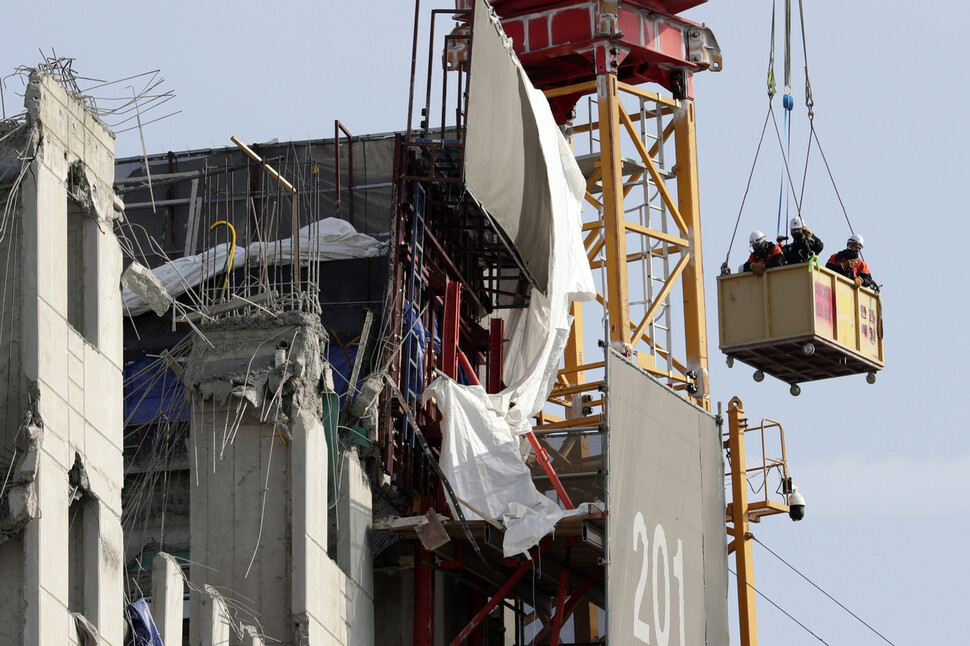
[124,357,188,426]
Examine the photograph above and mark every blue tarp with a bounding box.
[403,305,429,398]
[124,357,188,426]
[125,598,163,646]
[327,343,360,407]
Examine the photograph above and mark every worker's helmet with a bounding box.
[847,234,864,249]
[749,230,766,249]
[789,216,804,230]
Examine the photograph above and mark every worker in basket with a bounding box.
[782,216,823,264]
[743,230,784,276]
[826,234,877,290]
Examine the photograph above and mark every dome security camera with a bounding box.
[788,485,806,522]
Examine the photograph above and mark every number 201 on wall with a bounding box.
[632,511,685,645]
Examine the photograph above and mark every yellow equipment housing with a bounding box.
[717,260,884,385]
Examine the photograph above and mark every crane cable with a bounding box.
[753,536,899,646]
[794,0,855,237]
[722,1,802,275]
[725,0,867,272]
[728,567,832,645]
[776,0,794,241]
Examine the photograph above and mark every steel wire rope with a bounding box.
[775,0,794,239]
[752,536,898,645]
[769,105,803,219]
[811,127,854,236]
[795,0,855,236]
[729,567,831,645]
[721,107,772,276]
[723,1,790,273]
[776,97,793,240]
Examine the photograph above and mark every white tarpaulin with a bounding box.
[122,218,386,316]
[464,0,554,291]
[423,0,596,558]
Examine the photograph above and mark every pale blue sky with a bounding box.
[4,1,967,644]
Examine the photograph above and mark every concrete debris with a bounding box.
[72,612,101,646]
[121,261,174,316]
[348,371,383,442]
[349,371,384,419]
[293,613,311,646]
[67,162,97,215]
[68,453,91,501]
[184,312,331,435]
[0,425,43,544]
[414,508,451,551]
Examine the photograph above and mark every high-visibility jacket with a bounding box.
[743,244,784,272]
[826,250,876,289]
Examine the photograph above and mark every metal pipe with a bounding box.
[529,566,605,646]
[550,569,570,646]
[406,0,422,145]
[230,135,300,296]
[530,427,604,438]
[449,541,552,646]
[532,470,601,481]
[334,120,355,227]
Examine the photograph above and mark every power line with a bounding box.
[753,536,898,646]
[729,567,831,645]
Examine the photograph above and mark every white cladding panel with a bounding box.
[607,352,728,645]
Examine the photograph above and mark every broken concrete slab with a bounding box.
[120,261,173,316]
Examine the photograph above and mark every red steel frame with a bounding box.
[449,540,553,646]
[443,281,461,379]
[487,318,504,393]
[414,545,436,646]
[455,0,713,122]
[529,565,605,646]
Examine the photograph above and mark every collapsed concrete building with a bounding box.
[1,2,735,645]
[0,71,125,645]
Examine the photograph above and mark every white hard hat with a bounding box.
[847,234,864,248]
[790,216,804,229]
[749,230,766,245]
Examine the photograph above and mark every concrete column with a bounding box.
[338,449,374,645]
[503,605,516,646]
[241,624,264,646]
[289,407,332,643]
[187,316,358,644]
[24,448,70,645]
[197,585,230,646]
[84,500,124,646]
[151,553,184,646]
[14,73,124,646]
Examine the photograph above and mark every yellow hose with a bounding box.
[209,220,236,298]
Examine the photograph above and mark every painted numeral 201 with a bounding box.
[632,512,685,645]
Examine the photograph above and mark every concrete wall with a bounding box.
[337,449,374,645]
[0,181,25,455]
[0,533,25,644]
[0,72,125,646]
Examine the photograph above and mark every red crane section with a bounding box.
[457,0,721,122]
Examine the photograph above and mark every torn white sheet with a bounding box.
[423,0,596,558]
[424,379,562,543]
[122,218,386,316]
[246,217,385,265]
